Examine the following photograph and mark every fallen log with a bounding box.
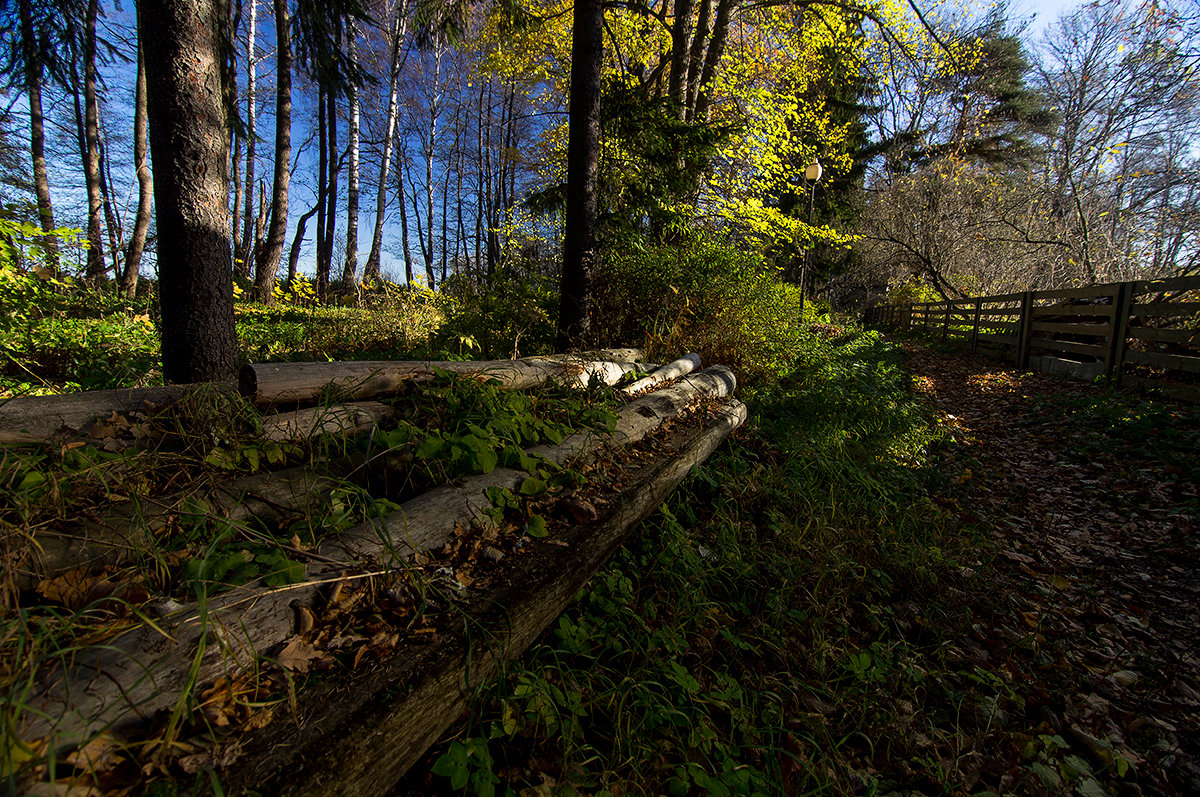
[0,385,213,446]
[240,357,649,406]
[220,398,748,796]
[14,465,354,593]
[18,367,738,750]
[523,347,644,364]
[320,366,737,564]
[621,353,702,395]
[260,401,393,443]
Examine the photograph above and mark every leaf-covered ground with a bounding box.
[900,341,1200,795]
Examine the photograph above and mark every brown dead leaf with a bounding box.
[37,567,103,611]
[177,752,213,775]
[557,496,599,524]
[295,605,315,635]
[242,706,276,731]
[65,735,123,774]
[276,636,324,673]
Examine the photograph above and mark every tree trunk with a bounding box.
[288,200,320,284]
[121,39,153,298]
[424,98,436,288]
[318,84,339,300]
[395,140,414,284]
[667,0,694,113]
[254,178,267,262]
[692,0,733,122]
[232,134,244,257]
[364,4,405,284]
[19,0,58,272]
[254,0,291,304]
[98,115,125,277]
[81,0,107,282]
[316,83,329,295]
[341,32,360,286]
[237,0,257,279]
[684,0,713,117]
[142,0,239,384]
[557,0,602,350]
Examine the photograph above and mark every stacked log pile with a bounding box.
[6,351,745,794]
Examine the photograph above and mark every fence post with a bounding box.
[970,297,982,354]
[941,301,951,339]
[1106,281,1133,384]
[1016,291,1034,369]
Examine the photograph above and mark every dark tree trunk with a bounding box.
[341,32,360,285]
[667,0,694,113]
[121,39,153,298]
[254,0,290,304]
[394,140,413,284]
[232,134,243,257]
[557,0,602,350]
[98,116,124,276]
[288,201,320,284]
[81,0,107,282]
[692,0,733,122]
[19,0,58,272]
[316,83,328,296]
[142,0,238,383]
[318,84,338,300]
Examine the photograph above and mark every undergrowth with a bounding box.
[409,325,987,796]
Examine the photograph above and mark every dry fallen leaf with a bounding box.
[276,636,324,673]
[65,734,124,775]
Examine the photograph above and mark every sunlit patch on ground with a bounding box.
[965,370,1025,392]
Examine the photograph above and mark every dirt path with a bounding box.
[901,341,1200,795]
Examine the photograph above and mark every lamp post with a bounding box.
[802,158,823,299]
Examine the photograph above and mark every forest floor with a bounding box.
[899,340,1200,795]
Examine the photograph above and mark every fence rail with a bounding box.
[863,274,1200,401]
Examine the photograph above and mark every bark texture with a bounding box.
[557,0,602,350]
[142,0,239,383]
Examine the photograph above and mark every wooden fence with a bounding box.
[863,274,1200,401]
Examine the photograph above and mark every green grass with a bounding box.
[410,325,986,796]
[0,281,453,396]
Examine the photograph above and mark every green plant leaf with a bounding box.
[525,515,548,537]
[519,477,547,496]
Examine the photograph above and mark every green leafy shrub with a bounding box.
[593,233,812,382]
[436,269,558,360]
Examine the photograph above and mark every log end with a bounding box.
[238,363,261,402]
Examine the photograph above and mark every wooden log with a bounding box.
[0,385,220,446]
[17,367,738,748]
[218,400,749,796]
[14,464,353,593]
[320,366,737,564]
[523,347,644,363]
[240,357,649,406]
[621,353,701,395]
[260,401,392,442]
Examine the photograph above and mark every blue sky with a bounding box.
[1010,0,1086,36]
